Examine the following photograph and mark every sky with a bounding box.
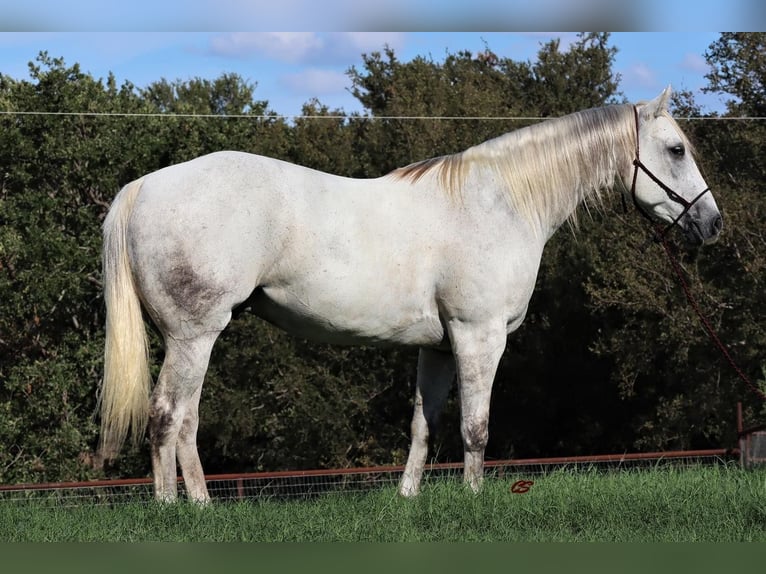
[0,32,734,118]
[0,0,763,118]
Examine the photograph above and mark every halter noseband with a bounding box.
[629,105,711,239]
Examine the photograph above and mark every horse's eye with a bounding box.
[669,145,685,157]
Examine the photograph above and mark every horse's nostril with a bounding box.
[712,215,723,235]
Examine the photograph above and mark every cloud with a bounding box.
[625,62,658,89]
[208,32,405,65]
[280,68,349,95]
[340,32,406,53]
[210,33,323,63]
[678,52,710,74]
[208,32,405,112]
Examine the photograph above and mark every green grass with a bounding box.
[2,465,765,542]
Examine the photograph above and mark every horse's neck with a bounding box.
[480,167,599,243]
[494,127,626,241]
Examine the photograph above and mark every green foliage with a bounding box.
[580,33,766,449]
[287,99,366,176]
[347,33,620,176]
[0,35,764,484]
[197,316,418,473]
[704,32,766,116]
[0,53,291,482]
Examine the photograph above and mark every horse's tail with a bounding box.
[98,178,151,461]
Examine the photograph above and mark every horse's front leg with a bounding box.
[449,320,506,492]
[399,348,455,497]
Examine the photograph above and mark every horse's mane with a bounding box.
[389,103,683,229]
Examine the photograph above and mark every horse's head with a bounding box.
[629,86,722,246]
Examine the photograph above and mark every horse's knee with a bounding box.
[462,416,489,452]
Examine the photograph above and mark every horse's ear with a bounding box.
[640,85,672,119]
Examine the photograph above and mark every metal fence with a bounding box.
[738,402,766,469]
[0,448,739,506]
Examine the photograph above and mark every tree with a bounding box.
[348,33,621,174]
[580,34,766,451]
[525,33,622,116]
[0,53,148,482]
[0,55,294,482]
[704,33,766,116]
[6,35,761,484]
[140,74,291,165]
[286,99,364,177]
[701,33,766,422]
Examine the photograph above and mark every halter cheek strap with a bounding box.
[629,106,711,239]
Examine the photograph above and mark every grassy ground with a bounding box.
[2,464,764,542]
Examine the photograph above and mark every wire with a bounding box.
[0,110,765,121]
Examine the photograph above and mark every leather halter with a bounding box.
[629,105,711,239]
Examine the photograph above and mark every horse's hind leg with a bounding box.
[176,384,207,502]
[399,348,455,497]
[150,330,221,503]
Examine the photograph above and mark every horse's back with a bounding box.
[137,150,336,205]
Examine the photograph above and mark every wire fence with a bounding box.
[0,449,738,507]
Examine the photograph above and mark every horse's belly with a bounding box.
[249,285,446,348]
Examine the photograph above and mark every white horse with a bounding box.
[98,87,722,502]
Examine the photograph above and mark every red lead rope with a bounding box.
[655,228,766,402]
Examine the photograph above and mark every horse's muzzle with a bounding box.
[683,213,723,246]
